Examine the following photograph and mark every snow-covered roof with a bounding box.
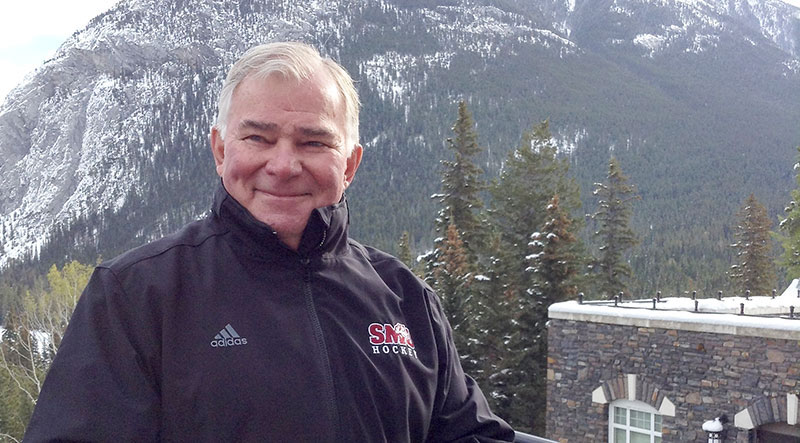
[548,280,800,339]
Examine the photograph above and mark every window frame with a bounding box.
[608,399,663,443]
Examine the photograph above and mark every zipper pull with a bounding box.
[300,257,312,283]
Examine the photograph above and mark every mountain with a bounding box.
[1,0,799,296]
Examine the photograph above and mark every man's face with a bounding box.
[211,72,362,250]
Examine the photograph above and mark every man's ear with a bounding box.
[210,127,226,177]
[344,144,363,189]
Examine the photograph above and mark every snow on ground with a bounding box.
[549,280,800,338]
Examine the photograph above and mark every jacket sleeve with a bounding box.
[425,290,515,442]
[24,267,161,443]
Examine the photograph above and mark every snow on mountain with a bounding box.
[0,0,567,267]
[653,0,797,56]
[360,51,455,106]
[0,0,798,271]
[594,0,800,58]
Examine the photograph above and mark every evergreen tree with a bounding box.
[397,231,414,269]
[434,101,487,258]
[431,223,480,375]
[777,147,800,279]
[484,121,583,434]
[470,238,513,410]
[499,293,544,434]
[432,227,512,413]
[730,194,776,295]
[426,102,496,392]
[494,196,581,434]
[488,120,583,300]
[591,157,640,298]
[528,194,581,304]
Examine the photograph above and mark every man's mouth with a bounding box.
[256,189,310,198]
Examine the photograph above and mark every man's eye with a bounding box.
[244,135,268,143]
[304,141,327,148]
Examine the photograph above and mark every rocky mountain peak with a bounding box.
[0,0,798,297]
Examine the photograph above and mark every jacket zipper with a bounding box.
[300,255,340,440]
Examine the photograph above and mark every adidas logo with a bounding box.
[210,324,248,348]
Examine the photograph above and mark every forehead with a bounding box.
[231,71,344,121]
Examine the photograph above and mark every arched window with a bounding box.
[592,374,674,442]
[735,393,800,442]
[755,422,800,442]
[609,399,663,443]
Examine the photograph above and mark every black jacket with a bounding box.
[25,185,514,442]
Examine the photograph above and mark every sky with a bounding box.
[1,0,800,104]
[0,0,119,103]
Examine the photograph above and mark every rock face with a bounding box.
[547,315,800,442]
[0,0,798,284]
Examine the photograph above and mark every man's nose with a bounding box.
[265,141,302,177]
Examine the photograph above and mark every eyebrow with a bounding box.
[298,127,341,144]
[238,120,278,132]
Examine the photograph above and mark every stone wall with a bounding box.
[546,318,800,442]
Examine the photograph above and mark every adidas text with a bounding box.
[211,337,248,347]
[211,324,248,347]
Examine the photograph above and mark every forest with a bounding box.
[1,101,798,439]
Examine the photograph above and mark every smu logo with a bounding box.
[368,323,418,359]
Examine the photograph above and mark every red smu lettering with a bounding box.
[369,323,415,348]
[369,323,385,345]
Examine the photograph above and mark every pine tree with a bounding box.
[528,195,580,305]
[488,120,583,300]
[426,102,494,390]
[397,231,414,269]
[431,223,480,374]
[730,194,776,295]
[484,121,583,434]
[499,296,545,434]
[490,196,581,434]
[777,147,800,279]
[434,101,487,258]
[591,157,640,298]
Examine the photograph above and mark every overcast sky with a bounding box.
[1,0,800,104]
[0,0,119,103]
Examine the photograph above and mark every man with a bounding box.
[26,42,514,442]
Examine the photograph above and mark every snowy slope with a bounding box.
[0,0,798,274]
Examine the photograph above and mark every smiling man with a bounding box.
[210,63,362,250]
[25,42,514,442]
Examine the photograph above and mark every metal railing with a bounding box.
[574,290,800,319]
[514,431,557,443]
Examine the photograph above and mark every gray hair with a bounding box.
[214,42,361,151]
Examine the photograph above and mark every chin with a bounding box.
[256,212,309,232]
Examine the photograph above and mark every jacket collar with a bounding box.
[212,182,350,258]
